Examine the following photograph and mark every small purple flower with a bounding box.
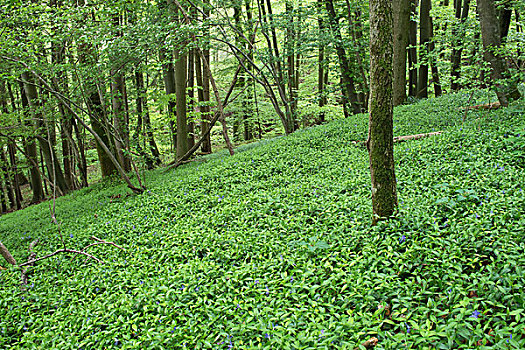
[498,166,505,172]
[405,322,410,334]
[171,326,177,333]
[70,233,73,238]
[254,280,259,285]
[507,334,512,343]
[470,310,481,318]
[266,286,269,296]
[265,333,270,339]
[399,235,406,243]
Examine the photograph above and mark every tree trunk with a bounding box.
[317,0,327,123]
[393,0,410,105]
[408,0,418,97]
[187,47,196,148]
[368,0,397,224]
[111,72,131,173]
[160,49,178,152]
[477,0,522,105]
[19,82,44,203]
[429,17,442,97]
[417,0,431,98]
[201,0,212,153]
[175,13,189,159]
[22,72,70,195]
[324,0,362,114]
[450,0,471,91]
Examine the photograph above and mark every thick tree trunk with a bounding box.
[393,0,410,105]
[368,0,397,224]
[477,0,522,105]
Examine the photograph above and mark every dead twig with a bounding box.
[81,236,125,252]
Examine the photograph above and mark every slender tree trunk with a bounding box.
[175,10,189,159]
[368,0,397,224]
[429,17,442,97]
[135,70,160,168]
[201,0,213,153]
[477,0,522,105]
[22,72,70,195]
[160,49,178,152]
[450,0,471,90]
[393,0,410,105]
[417,0,431,98]
[111,72,131,173]
[408,0,419,97]
[8,142,23,209]
[19,82,44,203]
[187,47,196,148]
[317,0,327,123]
[324,0,362,115]
[0,147,14,211]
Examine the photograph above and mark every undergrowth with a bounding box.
[0,92,524,349]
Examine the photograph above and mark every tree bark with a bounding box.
[450,0,471,91]
[368,0,397,224]
[175,34,189,159]
[408,0,418,97]
[324,0,362,115]
[19,82,44,203]
[477,0,522,106]
[393,0,410,105]
[417,0,431,98]
[22,72,70,195]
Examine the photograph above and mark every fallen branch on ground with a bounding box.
[393,131,442,143]
[462,101,501,111]
[1,236,125,289]
[353,131,443,148]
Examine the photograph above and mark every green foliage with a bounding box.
[1,93,524,349]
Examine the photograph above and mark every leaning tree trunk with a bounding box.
[325,0,362,115]
[477,0,522,106]
[368,0,398,224]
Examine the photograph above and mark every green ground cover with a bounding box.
[1,92,524,349]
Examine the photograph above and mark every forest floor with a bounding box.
[1,92,524,349]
